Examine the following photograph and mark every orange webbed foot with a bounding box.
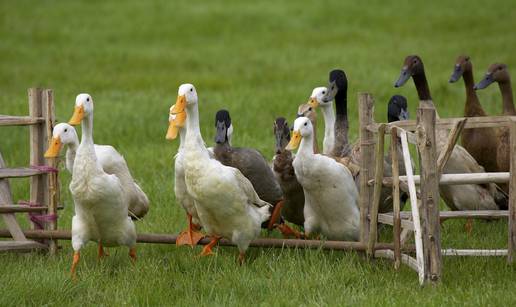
[70,251,80,281]
[129,247,137,264]
[276,223,303,239]
[199,236,221,257]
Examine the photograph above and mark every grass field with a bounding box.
[1,0,516,305]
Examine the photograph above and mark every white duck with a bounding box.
[44,123,149,219]
[171,83,271,264]
[286,116,360,241]
[166,107,204,246]
[66,94,137,278]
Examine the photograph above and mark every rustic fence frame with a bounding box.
[0,88,59,253]
[361,93,515,285]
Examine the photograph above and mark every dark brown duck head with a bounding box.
[449,55,472,83]
[273,117,290,154]
[214,109,233,145]
[474,63,511,90]
[394,55,432,100]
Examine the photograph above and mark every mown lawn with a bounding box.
[1,0,515,305]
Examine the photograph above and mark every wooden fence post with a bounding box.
[417,106,442,283]
[358,93,375,244]
[391,127,402,270]
[42,89,59,254]
[508,121,516,263]
[367,124,385,257]
[29,88,46,230]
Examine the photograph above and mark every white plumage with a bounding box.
[46,123,149,219]
[287,116,359,241]
[172,84,271,262]
[66,93,137,277]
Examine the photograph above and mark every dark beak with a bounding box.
[215,122,226,144]
[449,66,462,83]
[474,74,494,90]
[399,109,409,121]
[394,69,410,88]
[322,80,338,103]
[296,113,303,118]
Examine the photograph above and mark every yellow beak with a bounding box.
[170,95,186,114]
[44,137,62,158]
[286,131,302,151]
[166,105,187,140]
[68,105,85,125]
[308,97,319,108]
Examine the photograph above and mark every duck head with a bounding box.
[273,117,290,154]
[449,55,472,83]
[44,123,79,158]
[297,103,316,122]
[387,95,409,123]
[394,55,424,87]
[286,116,312,151]
[474,63,510,90]
[166,104,186,140]
[171,83,198,114]
[322,69,347,103]
[214,109,233,145]
[307,87,330,109]
[68,94,94,125]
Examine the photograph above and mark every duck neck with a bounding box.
[298,133,314,157]
[80,113,95,146]
[185,103,209,156]
[310,118,319,153]
[65,138,80,173]
[321,105,335,142]
[498,80,516,115]
[462,69,485,116]
[179,128,186,149]
[412,72,432,101]
[334,89,349,144]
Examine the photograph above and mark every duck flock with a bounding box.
[43,54,514,276]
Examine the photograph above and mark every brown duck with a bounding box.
[449,55,499,173]
[475,63,515,193]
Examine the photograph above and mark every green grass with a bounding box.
[1,0,516,305]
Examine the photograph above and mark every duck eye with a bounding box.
[322,91,326,95]
[64,129,68,132]
[190,88,193,92]
[304,122,307,126]
[308,107,312,111]
[413,60,417,64]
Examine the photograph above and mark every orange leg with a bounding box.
[129,247,137,263]
[70,251,80,280]
[267,200,284,230]
[465,218,473,235]
[276,223,303,239]
[176,214,205,247]
[200,236,221,257]
[238,251,245,265]
[97,242,109,260]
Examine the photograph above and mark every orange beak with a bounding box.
[286,131,302,151]
[308,97,319,108]
[68,105,85,125]
[44,137,62,158]
[166,105,187,140]
[170,95,186,114]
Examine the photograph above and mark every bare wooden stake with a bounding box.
[417,106,442,283]
[508,122,516,263]
[367,124,386,257]
[400,131,425,285]
[391,127,402,270]
[358,93,375,244]
[43,89,58,254]
[29,88,46,230]
[436,118,467,176]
